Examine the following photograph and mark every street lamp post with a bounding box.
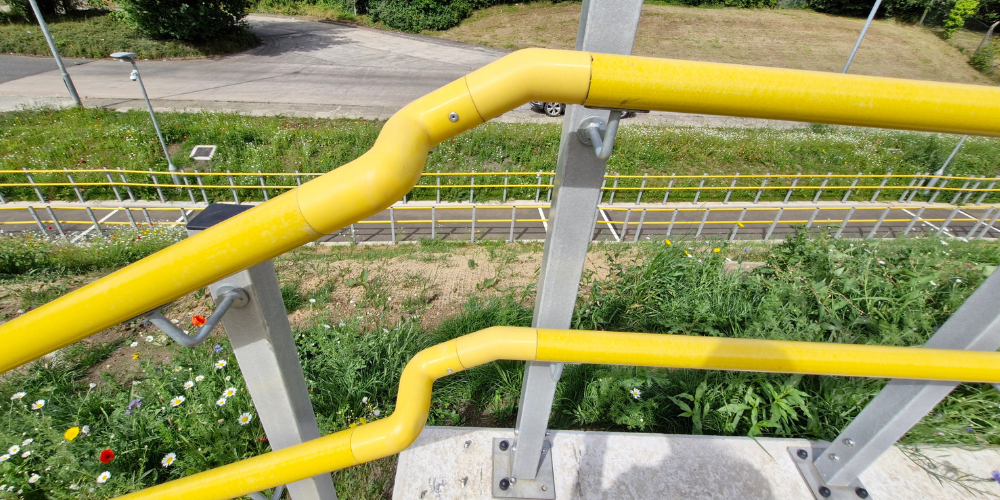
[110,52,180,185]
[27,0,82,108]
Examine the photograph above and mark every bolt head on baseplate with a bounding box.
[788,446,873,500]
[492,438,555,499]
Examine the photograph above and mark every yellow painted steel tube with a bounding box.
[117,327,1000,499]
[586,54,1000,136]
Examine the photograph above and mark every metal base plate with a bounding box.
[788,446,872,500]
[492,438,555,499]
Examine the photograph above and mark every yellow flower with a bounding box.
[684,251,690,256]
[132,353,140,360]
[737,222,744,228]
[64,427,80,441]
[349,422,357,428]
[359,417,367,425]
[664,239,672,245]
[713,248,720,253]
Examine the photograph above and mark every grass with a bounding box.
[2,108,999,205]
[0,10,260,59]
[0,230,997,496]
[434,2,996,85]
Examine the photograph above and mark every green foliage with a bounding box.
[4,0,82,22]
[117,0,255,42]
[673,0,778,9]
[970,44,995,72]
[0,227,184,277]
[943,0,979,38]
[368,0,474,32]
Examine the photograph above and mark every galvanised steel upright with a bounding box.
[508,0,643,484]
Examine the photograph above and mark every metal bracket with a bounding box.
[145,285,249,347]
[789,446,872,500]
[492,438,555,499]
[247,485,285,500]
[576,111,622,160]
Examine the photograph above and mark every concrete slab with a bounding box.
[393,427,1000,500]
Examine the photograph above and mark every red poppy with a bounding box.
[191,315,206,327]
[99,449,115,464]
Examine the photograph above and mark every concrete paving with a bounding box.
[0,15,806,128]
[0,54,91,84]
[394,426,1000,499]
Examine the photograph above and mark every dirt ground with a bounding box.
[436,2,995,85]
[0,243,619,381]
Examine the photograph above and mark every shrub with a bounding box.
[943,0,979,38]
[970,44,995,72]
[5,0,81,22]
[116,0,254,42]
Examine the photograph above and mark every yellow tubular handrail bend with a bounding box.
[2,49,1000,372]
[115,326,1000,500]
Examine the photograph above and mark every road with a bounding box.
[0,15,804,127]
[1,201,995,244]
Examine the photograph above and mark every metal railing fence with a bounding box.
[3,202,995,244]
[1,168,998,206]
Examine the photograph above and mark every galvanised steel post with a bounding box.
[843,0,883,73]
[508,0,643,481]
[27,0,82,108]
[188,205,337,500]
[816,268,1000,486]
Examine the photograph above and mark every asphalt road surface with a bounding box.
[1,202,995,245]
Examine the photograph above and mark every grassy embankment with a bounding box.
[2,109,999,205]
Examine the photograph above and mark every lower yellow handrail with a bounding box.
[115,326,1000,499]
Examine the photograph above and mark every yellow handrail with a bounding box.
[114,326,1000,500]
[1,49,999,378]
[2,48,1000,374]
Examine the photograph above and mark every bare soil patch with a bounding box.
[436,2,993,85]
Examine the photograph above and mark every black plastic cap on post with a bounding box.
[186,203,254,231]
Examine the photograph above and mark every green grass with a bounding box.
[0,232,997,496]
[2,108,999,205]
[0,11,259,59]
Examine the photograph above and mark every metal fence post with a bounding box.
[764,208,783,241]
[117,167,136,202]
[431,206,436,240]
[607,176,618,204]
[470,205,477,243]
[928,178,948,204]
[899,173,920,202]
[44,206,67,241]
[784,173,800,204]
[961,175,983,205]
[902,207,925,236]
[503,170,509,203]
[724,172,738,204]
[968,207,993,238]
[621,208,632,240]
[950,179,970,206]
[753,172,769,204]
[976,178,997,205]
[535,173,543,202]
[729,208,747,241]
[870,171,891,202]
[842,0,883,73]
[509,206,516,243]
[936,206,959,236]
[806,207,820,229]
[632,209,646,243]
[389,206,396,244]
[662,173,675,204]
[27,206,47,234]
[506,1,642,492]
[813,172,832,203]
[667,208,678,236]
[149,169,166,203]
[907,173,927,202]
[978,209,1000,239]
[695,208,709,238]
[26,0,82,108]
[436,170,441,203]
[186,207,338,500]
[258,171,269,202]
[470,169,475,203]
[23,168,45,203]
[637,173,648,205]
[64,168,85,202]
[692,173,705,205]
[834,207,855,239]
[814,269,1000,487]
[182,176,196,203]
[227,170,240,204]
[85,207,104,238]
[194,170,209,204]
[841,172,861,203]
[867,207,890,238]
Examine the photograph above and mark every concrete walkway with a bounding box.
[0,15,803,128]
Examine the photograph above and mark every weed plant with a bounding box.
[2,109,998,204]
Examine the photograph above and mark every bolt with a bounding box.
[855,487,869,498]
[499,440,509,451]
[447,368,454,373]
[819,486,832,498]
[844,438,855,447]
[541,485,548,491]
[464,440,471,449]
[545,431,551,437]
[829,453,840,462]
[499,478,510,491]
[509,478,517,485]
[797,449,809,460]
[449,112,459,122]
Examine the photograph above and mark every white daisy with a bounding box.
[161,452,176,467]
[195,375,205,382]
[309,298,316,303]
[6,446,17,455]
[69,484,79,490]
[21,438,32,446]
[20,451,30,458]
[30,400,44,410]
[630,388,642,399]
[215,360,227,370]
[129,342,138,348]
[10,392,26,401]
[216,398,227,407]
[173,366,183,372]
[0,454,9,462]
[224,376,231,381]
[184,381,194,390]
[223,387,237,398]
[169,396,185,407]
[238,413,253,425]
[88,383,97,389]
[170,319,179,324]
[144,335,154,342]
[81,425,90,435]
[373,409,381,416]
[28,474,40,484]
[96,471,110,484]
